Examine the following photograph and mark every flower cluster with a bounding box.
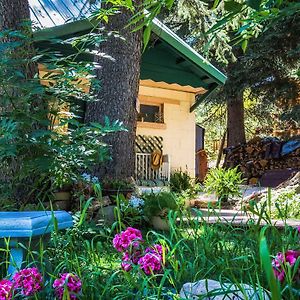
[113,227,143,252]
[53,273,82,300]
[13,267,43,296]
[0,279,13,300]
[272,250,300,282]
[113,227,165,275]
[0,268,81,300]
[81,172,99,184]
[129,196,144,210]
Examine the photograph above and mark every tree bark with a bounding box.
[227,96,246,147]
[85,5,142,180]
[0,0,37,201]
[0,0,31,31]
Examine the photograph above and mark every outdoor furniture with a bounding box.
[0,211,73,275]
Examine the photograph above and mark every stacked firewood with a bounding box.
[223,137,300,183]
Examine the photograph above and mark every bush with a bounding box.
[142,192,180,219]
[204,166,244,201]
[170,170,193,194]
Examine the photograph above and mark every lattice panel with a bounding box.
[135,135,163,153]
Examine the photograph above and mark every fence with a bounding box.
[135,153,170,181]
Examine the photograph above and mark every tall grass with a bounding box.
[0,204,299,299]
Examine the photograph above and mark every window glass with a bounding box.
[138,104,163,123]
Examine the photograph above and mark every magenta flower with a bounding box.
[53,273,81,300]
[145,244,164,256]
[12,267,43,296]
[0,279,13,300]
[121,252,133,272]
[297,226,300,234]
[121,251,141,272]
[272,250,300,282]
[138,252,162,275]
[113,227,143,252]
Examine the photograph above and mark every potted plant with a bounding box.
[143,192,180,231]
[204,166,244,204]
[37,120,124,210]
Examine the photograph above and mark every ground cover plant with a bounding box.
[0,203,299,299]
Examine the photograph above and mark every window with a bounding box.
[138,104,164,123]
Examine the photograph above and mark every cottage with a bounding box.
[29,0,226,181]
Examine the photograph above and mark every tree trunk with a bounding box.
[0,0,38,201]
[227,96,246,147]
[0,0,31,31]
[85,5,142,180]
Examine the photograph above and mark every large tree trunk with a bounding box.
[85,5,142,180]
[0,0,31,31]
[227,96,246,147]
[224,56,246,148]
[0,0,37,201]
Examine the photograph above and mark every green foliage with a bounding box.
[119,194,145,227]
[266,191,300,220]
[204,166,244,200]
[169,170,193,194]
[1,203,300,299]
[0,29,124,203]
[143,192,180,219]
[210,0,300,49]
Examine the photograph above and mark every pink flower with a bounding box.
[285,250,299,266]
[12,267,43,296]
[138,252,162,275]
[121,251,141,272]
[272,250,300,282]
[145,244,164,256]
[0,279,13,300]
[297,226,300,234]
[113,227,143,252]
[53,273,81,300]
[121,252,133,272]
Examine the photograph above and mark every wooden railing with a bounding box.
[135,153,170,181]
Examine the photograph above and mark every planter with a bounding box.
[52,192,71,210]
[54,192,71,201]
[151,216,170,231]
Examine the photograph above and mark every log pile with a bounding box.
[223,137,300,184]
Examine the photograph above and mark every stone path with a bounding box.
[182,209,300,229]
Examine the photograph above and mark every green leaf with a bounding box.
[165,0,175,9]
[247,0,262,10]
[224,1,244,12]
[206,12,237,35]
[212,0,221,9]
[241,39,248,53]
[143,25,152,52]
[259,234,281,300]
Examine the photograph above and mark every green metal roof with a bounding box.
[30,0,226,94]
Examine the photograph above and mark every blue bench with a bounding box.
[0,211,73,275]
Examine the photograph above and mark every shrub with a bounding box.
[204,166,244,201]
[142,192,180,219]
[170,170,193,194]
